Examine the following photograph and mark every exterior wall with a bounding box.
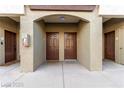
[78,18,102,71]
[45,23,78,61]
[103,20,124,64]
[78,21,90,69]
[20,6,102,72]
[0,17,19,65]
[33,21,46,70]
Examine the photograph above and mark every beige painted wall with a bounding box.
[0,17,19,65]
[20,6,102,72]
[33,20,46,70]
[78,21,90,69]
[103,20,124,64]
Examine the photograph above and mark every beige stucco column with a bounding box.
[90,16,102,71]
[20,16,34,72]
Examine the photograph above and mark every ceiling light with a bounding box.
[59,16,65,21]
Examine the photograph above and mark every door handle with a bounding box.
[120,48,123,49]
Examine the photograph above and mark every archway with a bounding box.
[33,14,90,69]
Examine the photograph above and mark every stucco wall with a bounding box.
[78,21,90,69]
[20,16,34,72]
[33,21,46,70]
[0,17,19,65]
[90,13,102,71]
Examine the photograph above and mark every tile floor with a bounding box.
[0,60,124,88]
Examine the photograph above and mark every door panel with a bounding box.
[119,28,124,64]
[105,31,115,61]
[5,30,16,63]
[46,32,59,60]
[64,32,77,59]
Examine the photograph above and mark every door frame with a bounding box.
[104,31,115,61]
[64,32,77,60]
[4,30,17,63]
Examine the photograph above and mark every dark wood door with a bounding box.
[64,32,77,59]
[5,30,16,63]
[46,32,59,60]
[105,31,115,61]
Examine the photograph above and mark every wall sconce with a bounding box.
[22,34,30,47]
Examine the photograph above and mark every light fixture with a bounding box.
[59,16,65,21]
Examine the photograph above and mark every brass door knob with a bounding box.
[120,48,123,49]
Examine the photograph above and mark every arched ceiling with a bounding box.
[42,15,81,23]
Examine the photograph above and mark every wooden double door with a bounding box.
[5,30,17,63]
[104,31,115,61]
[46,32,77,60]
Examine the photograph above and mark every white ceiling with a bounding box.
[43,15,80,23]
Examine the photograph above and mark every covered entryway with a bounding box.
[32,14,91,69]
[30,12,102,72]
[20,6,102,72]
[103,18,124,66]
[0,17,20,66]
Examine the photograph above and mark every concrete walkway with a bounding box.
[0,60,124,88]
